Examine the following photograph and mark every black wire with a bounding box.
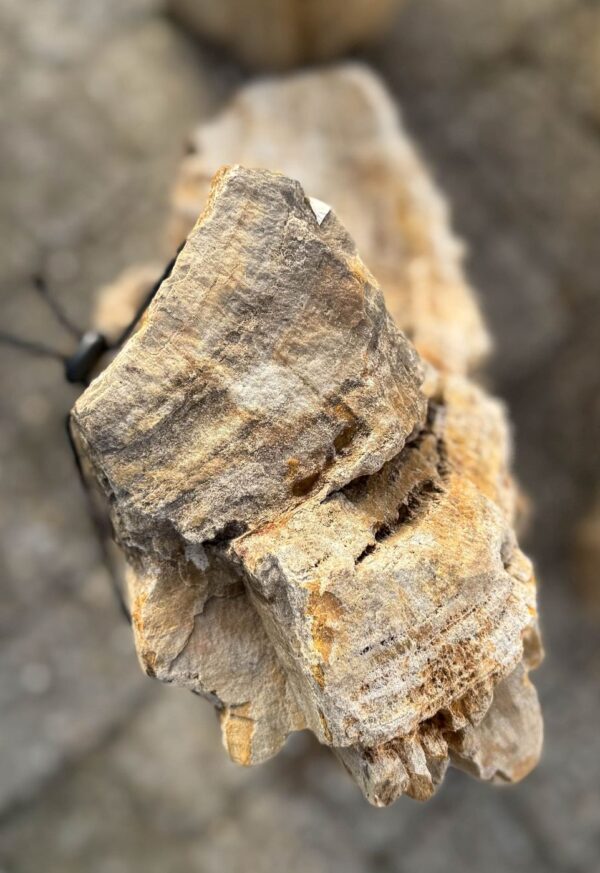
[0,330,67,362]
[32,274,83,339]
[4,250,185,625]
[111,244,184,349]
[65,412,132,625]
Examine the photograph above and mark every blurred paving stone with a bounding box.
[0,692,367,873]
[0,597,148,815]
[2,643,598,873]
[573,496,600,616]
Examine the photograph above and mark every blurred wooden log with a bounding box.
[80,166,542,804]
[168,0,404,70]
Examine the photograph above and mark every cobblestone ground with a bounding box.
[1,1,599,871]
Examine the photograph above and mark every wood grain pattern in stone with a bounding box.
[79,165,542,803]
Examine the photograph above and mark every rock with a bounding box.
[235,377,535,752]
[450,662,544,785]
[75,166,541,804]
[167,0,404,70]
[79,166,426,545]
[235,366,541,803]
[168,65,490,375]
[93,264,162,346]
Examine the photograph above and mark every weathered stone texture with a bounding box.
[168,65,490,375]
[76,166,541,803]
[80,166,426,549]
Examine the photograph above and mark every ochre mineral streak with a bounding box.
[168,65,490,376]
[168,0,404,70]
[78,166,542,805]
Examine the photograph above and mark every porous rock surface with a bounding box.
[168,0,404,70]
[77,166,542,804]
[168,65,490,375]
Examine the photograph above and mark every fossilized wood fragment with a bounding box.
[169,65,490,375]
[75,165,425,768]
[450,662,543,785]
[77,166,425,549]
[235,370,541,802]
[168,0,404,70]
[236,405,531,749]
[126,558,306,765]
[76,166,541,803]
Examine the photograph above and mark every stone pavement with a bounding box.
[1,1,599,870]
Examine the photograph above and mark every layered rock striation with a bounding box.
[77,166,542,804]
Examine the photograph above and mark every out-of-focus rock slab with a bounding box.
[168,0,404,70]
[168,65,490,375]
[573,497,600,618]
[75,166,541,803]
[93,264,162,346]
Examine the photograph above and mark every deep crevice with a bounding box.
[203,519,249,547]
[348,399,449,565]
[355,542,377,564]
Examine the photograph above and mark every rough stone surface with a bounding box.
[450,662,543,785]
[73,166,541,804]
[168,0,404,70]
[168,65,490,375]
[78,166,426,546]
[76,165,427,771]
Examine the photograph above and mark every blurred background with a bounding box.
[1,0,599,870]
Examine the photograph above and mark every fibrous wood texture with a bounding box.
[168,65,490,376]
[168,0,404,70]
[79,164,542,805]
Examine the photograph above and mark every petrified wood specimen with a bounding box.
[168,0,404,70]
[168,65,490,375]
[77,166,542,804]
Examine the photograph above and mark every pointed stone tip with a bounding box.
[308,196,332,226]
